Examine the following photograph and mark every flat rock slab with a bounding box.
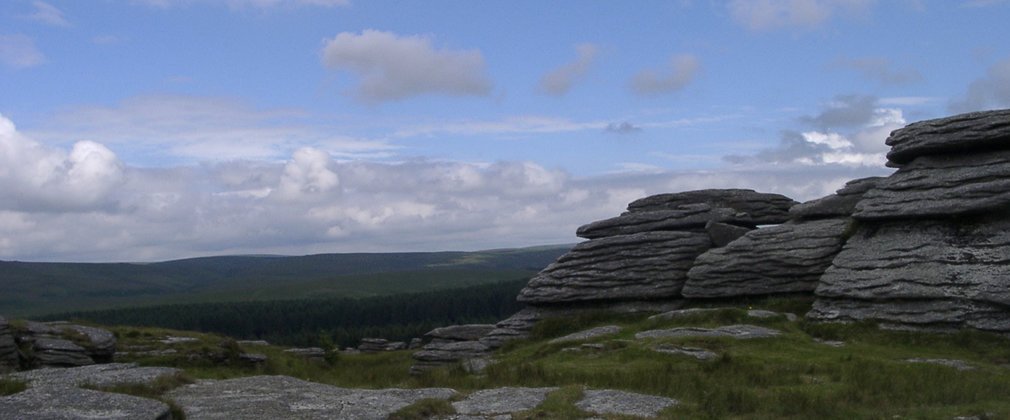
[167,375,456,420]
[549,325,622,344]
[626,189,796,224]
[885,109,1010,165]
[576,204,737,239]
[635,325,782,340]
[682,218,849,298]
[906,358,976,371]
[0,386,170,420]
[6,363,181,388]
[652,345,718,360]
[452,387,557,415]
[575,389,679,418]
[518,231,711,304]
[747,310,798,322]
[425,325,496,342]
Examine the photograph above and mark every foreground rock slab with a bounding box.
[635,325,781,340]
[575,389,679,418]
[167,375,456,420]
[0,386,170,420]
[6,363,180,388]
[451,387,557,416]
[0,317,16,371]
[884,109,1010,166]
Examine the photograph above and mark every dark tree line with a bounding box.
[44,279,529,347]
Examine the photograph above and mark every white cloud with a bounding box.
[728,0,874,31]
[23,1,70,27]
[273,147,340,200]
[630,54,699,95]
[949,58,1010,113]
[0,34,45,69]
[321,30,492,103]
[538,43,599,96]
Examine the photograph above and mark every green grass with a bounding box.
[94,295,1010,419]
[0,378,27,396]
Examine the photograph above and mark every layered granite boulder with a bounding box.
[0,317,18,371]
[790,177,883,220]
[682,218,851,298]
[410,324,496,374]
[810,109,1010,332]
[625,189,797,222]
[518,231,712,304]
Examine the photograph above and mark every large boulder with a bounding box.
[854,150,1010,220]
[410,341,490,375]
[517,231,712,305]
[810,216,1010,331]
[29,337,94,367]
[424,324,496,344]
[885,109,1010,166]
[58,324,116,363]
[682,218,850,298]
[790,177,883,220]
[626,189,797,223]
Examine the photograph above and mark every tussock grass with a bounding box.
[103,295,1010,419]
[0,377,27,396]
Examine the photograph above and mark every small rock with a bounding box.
[237,340,270,346]
[747,309,798,321]
[358,338,391,353]
[575,389,679,418]
[648,307,730,321]
[283,347,326,360]
[239,353,268,364]
[452,387,558,415]
[652,345,718,360]
[425,324,496,342]
[549,325,622,344]
[160,336,199,345]
[813,338,845,348]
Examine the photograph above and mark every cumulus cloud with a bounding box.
[726,97,904,167]
[0,114,124,212]
[273,148,340,200]
[23,1,70,27]
[948,58,1010,113]
[321,30,492,103]
[538,43,598,96]
[630,54,699,95]
[832,56,922,85]
[0,34,45,69]
[728,0,874,31]
[605,122,642,134]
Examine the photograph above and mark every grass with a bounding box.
[67,295,1010,419]
[0,378,27,396]
[82,372,193,420]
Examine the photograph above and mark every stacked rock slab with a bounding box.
[810,109,1010,332]
[518,189,796,305]
[410,324,494,374]
[682,178,881,298]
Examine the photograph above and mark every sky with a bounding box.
[1,0,1009,262]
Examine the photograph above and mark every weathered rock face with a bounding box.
[682,218,850,298]
[356,338,404,353]
[634,324,782,340]
[575,389,679,418]
[0,317,17,371]
[705,221,753,247]
[810,216,1010,331]
[517,231,711,304]
[0,386,171,420]
[7,363,181,388]
[452,387,557,416]
[854,150,1010,220]
[29,337,94,368]
[790,177,883,220]
[59,324,116,363]
[167,375,456,420]
[410,341,490,375]
[626,189,797,223]
[576,204,736,239]
[884,109,1010,166]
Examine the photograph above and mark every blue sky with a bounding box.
[1,0,1009,261]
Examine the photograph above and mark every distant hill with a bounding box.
[0,245,571,317]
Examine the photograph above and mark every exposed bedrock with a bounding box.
[854,150,1010,220]
[576,204,736,239]
[682,218,850,298]
[884,109,1010,166]
[0,317,17,371]
[812,216,1010,331]
[517,231,712,305]
[625,189,797,223]
[790,177,883,220]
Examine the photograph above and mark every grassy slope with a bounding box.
[0,246,569,316]
[103,296,1010,419]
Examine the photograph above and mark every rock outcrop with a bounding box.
[424,324,495,344]
[682,218,850,297]
[789,177,883,219]
[356,338,405,353]
[451,387,558,416]
[29,338,94,368]
[0,386,171,420]
[411,324,498,375]
[167,375,456,419]
[575,389,679,418]
[625,189,797,223]
[7,363,181,388]
[0,317,17,371]
[810,109,1010,332]
[635,324,782,340]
